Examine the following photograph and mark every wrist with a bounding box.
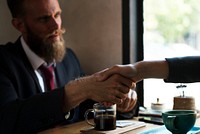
[63,79,88,112]
[137,60,169,79]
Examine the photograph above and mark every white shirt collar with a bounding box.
[20,36,45,70]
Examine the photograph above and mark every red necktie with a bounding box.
[39,65,55,90]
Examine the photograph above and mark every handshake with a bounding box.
[64,60,169,114]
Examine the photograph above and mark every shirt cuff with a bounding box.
[64,112,70,120]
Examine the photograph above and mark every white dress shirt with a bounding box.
[20,37,70,119]
[20,37,51,92]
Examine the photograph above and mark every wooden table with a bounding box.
[38,117,200,134]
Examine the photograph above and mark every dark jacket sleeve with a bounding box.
[0,47,67,134]
[164,56,200,83]
[0,68,66,134]
[0,44,85,133]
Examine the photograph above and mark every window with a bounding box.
[144,0,200,109]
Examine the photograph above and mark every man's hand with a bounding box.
[63,73,134,112]
[95,64,139,87]
[87,74,133,104]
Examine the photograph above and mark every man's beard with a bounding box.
[27,28,66,63]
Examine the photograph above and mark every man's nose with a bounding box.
[49,17,61,31]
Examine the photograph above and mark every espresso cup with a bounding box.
[84,103,116,131]
[162,110,196,134]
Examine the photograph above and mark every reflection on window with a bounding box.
[144,0,200,109]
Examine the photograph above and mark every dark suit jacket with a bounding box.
[0,38,85,134]
[0,38,138,134]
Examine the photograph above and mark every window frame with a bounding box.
[122,0,144,106]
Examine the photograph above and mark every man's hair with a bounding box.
[7,0,26,18]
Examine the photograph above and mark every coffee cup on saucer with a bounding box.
[162,110,196,134]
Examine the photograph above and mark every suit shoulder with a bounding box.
[62,48,81,66]
[0,42,16,53]
[0,42,14,48]
[66,48,75,55]
[65,48,79,59]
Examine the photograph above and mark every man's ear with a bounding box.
[12,18,26,33]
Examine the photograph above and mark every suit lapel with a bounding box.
[15,38,43,93]
[54,62,67,87]
[27,66,43,93]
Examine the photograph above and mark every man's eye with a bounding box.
[39,17,50,23]
[55,13,61,18]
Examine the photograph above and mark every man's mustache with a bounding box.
[46,28,66,38]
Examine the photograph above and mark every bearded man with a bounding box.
[0,0,138,133]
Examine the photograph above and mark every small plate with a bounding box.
[116,120,137,128]
[139,125,200,134]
